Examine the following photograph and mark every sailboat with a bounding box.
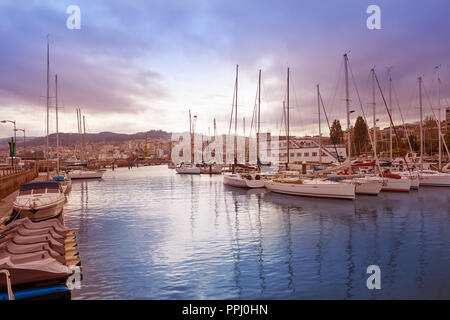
[51,74,72,194]
[416,76,450,186]
[368,69,411,192]
[67,109,105,179]
[264,66,355,199]
[176,110,201,174]
[315,61,383,196]
[223,66,265,188]
[13,40,66,221]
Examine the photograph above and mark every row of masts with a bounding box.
[224,54,448,172]
[45,38,87,179]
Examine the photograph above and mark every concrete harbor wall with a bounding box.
[0,168,38,200]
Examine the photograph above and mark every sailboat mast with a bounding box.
[46,37,50,179]
[419,76,423,170]
[287,67,290,166]
[389,71,393,161]
[344,54,351,171]
[83,116,86,162]
[234,64,238,166]
[372,68,377,162]
[438,73,442,170]
[189,109,193,163]
[257,69,261,163]
[55,74,59,174]
[317,84,322,164]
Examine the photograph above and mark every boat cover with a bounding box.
[0,218,79,292]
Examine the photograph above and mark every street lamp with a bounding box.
[1,119,16,166]
[14,128,25,158]
[1,120,16,144]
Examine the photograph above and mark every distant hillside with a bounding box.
[0,130,170,150]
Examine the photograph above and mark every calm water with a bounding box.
[64,166,450,300]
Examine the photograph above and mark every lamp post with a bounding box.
[14,128,25,158]
[1,120,16,144]
[1,119,16,166]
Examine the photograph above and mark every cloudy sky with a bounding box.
[1,0,450,140]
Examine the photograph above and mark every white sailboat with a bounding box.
[317,79,383,196]
[263,66,355,199]
[222,65,263,187]
[51,74,72,194]
[265,178,355,200]
[12,40,66,222]
[415,76,450,186]
[176,110,201,174]
[67,110,104,179]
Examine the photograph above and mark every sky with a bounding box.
[1,0,450,140]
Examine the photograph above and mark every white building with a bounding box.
[266,135,346,164]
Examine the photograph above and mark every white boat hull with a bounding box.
[68,170,104,179]
[381,177,411,192]
[14,197,65,222]
[223,174,265,188]
[176,167,201,174]
[265,180,355,200]
[200,167,223,174]
[352,178,383,195]
[395,172,420,190]
[419,171,450,186]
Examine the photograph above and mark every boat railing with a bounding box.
[0,269,15,300]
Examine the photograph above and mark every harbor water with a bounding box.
[65,165,450,299]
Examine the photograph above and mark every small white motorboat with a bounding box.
[265,178,355,200]
[13,182,66,222]
[223,173,265,188]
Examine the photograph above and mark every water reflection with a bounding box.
[64,166,450,299]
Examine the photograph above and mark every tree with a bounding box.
[423,116,438,155]
[330,120,344,144]
[408,135,419,152]
[352,116,368,155]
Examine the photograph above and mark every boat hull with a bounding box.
[353,178,383,195]
[68,170,104,179]
[381,177,411,192]
[223,174,265,188]
[265,180,355,200]
[176,167,201,174]
[419,172,450,186]
[14,198,65,222]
